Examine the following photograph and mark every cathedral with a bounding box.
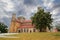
[9,14,38,33]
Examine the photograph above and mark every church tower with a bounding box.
[9,13,16,33]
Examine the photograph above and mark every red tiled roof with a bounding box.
[18,25,34,28]
[16,20,32,23]
[23,20,32,23]
[16,19,35,28]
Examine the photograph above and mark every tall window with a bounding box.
[24,28,26,32]
[18,30,20,33]
[27,28,28,32]
[30,30,32,33]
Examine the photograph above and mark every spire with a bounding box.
[12,13,16,21]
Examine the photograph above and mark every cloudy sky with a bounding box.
[0,0,60,26]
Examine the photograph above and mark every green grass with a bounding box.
[0,32,60,40]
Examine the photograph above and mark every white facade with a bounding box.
[17,28,37,33]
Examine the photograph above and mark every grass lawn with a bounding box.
[0,32,60,40]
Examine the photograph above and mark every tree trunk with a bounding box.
[39,27,46,32]
[42,27,46,32]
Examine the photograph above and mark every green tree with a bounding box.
[0,22,8,33]
[31,7,53,32]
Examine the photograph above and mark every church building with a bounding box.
[9,14,38,33]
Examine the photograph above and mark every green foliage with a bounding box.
[31,7,53,32]
[0,22,8,33]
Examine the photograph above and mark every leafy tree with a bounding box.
[31,7,53,32]
[0,22,8,33]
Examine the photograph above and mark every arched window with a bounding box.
[17,29,21,33]
[21,29,23,32]
[18,30,21,33]
[27,28,28,32]
[30,30,32,33]
[24,28,26,32]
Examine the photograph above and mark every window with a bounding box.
[27,29,28,32]
[24,28,26,32]
[18,30,21,33]
[30,30,32,33]
[21,29,23,32]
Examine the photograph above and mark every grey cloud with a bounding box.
[24,0,37,6]
[24,0,43,7]
[0,0,60,26]
[0,17,11,26]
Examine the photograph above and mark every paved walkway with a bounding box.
[0,33,19,38]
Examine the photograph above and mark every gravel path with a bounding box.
[0,33,19,38]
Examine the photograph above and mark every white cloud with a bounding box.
[23,5,38,19]
[51,7,60,15]
[0,0,14,18]
[51,7,60,25]
[42,0,55,9]
[42,0,60,25]
[1,0,14,11]
[0,0,60,26]
[4,2,14,11]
